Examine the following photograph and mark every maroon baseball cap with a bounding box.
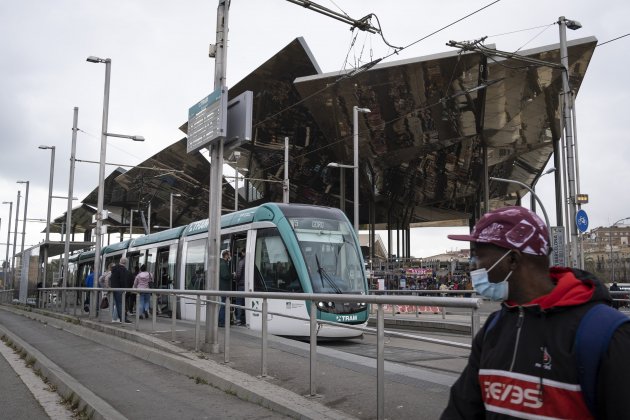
[448,206,550,256]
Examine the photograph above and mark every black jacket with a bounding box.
[442,268,630,419]
[110,264,130,289]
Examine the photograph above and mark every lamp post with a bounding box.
[11,191,21,289]
[87,55,145,299]
[38,145,55,289]
[327,162,354,215]
[531,168,556,213]
[2,202,12,289]
[129,209,138,241]
[16,181,29,277]
[63,107,79,289]
[489,176,550,232]
[558,16,582,268]
[353,106,371,234]
[609,217,630,282]
[169,193,181,228]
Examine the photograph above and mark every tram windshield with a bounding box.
[289,217,365,294]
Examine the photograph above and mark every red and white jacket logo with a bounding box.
[479,369,592,419]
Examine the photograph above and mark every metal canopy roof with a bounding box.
[66,36,597,235]
[294,36,597,225]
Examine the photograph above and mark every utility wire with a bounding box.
[485,24,555,39]
[598,33,630,47]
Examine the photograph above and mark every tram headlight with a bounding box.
[317,301,325,308]
[327,301,334,308]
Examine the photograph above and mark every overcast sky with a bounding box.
[1,0,628,262]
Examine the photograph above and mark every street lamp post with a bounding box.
[2,202,12,289]
[11,191,21,289]
[609,217,630,282]
[531,168,556,213]
[327,162,354,215]
[16,181,29,277]
[352,106,371,234]
[87,56,144,312]
[129,209,138,241]
[169,193,181,228]
[558,16,582,268]
[489,176,550,232]
[38,145,55,289]
[63,107,79,290]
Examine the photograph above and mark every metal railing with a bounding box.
[27,287,480,420]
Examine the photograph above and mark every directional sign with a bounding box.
[187,87,227,153]
[576,209,589,233]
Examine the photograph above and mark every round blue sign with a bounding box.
[576,209,589,233]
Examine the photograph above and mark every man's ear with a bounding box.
[509,250,522,269]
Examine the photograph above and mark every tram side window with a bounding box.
[185,239,206,290]
[254,228,301,293]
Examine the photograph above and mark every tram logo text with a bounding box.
[336,315,357,322]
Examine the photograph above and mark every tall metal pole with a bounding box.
[43,146,55,289]
[93,58,111,291]
[3,202,12,289]
[353,106,359,234]
[63,107,79,288]
[558,16,580,268]
[352,106,370,234]
[170,193,174,228]
[12,191,21,289]
[129,209,136,241]
[18,181,29,272]
[169,193,181,228]
[234,168,239,211]
[283,136,289,203]
[205,0,229,353]
[339,168,346,213]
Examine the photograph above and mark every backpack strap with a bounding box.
[483,307,505,340]
[575,304,630,416]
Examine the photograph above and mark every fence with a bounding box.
[29,287,480,420]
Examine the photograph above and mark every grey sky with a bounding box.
[1,0,628,260]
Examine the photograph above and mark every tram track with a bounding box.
[319,328,471,376]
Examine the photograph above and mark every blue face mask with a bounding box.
[469,250,513,301]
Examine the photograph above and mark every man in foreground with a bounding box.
[441,206,630,419]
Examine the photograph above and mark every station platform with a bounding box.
[0,304,478,419]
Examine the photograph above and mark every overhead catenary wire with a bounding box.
[597,33,630,47]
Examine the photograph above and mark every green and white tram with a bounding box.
[180,203,369,338]
[79,203,368,338]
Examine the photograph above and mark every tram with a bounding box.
[69,203,369,338]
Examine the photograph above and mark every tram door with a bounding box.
[155,244,177,316]
[248,228,303,334]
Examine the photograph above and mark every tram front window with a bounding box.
[290,217,365,294]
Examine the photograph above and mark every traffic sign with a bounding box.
[576,209,589,233]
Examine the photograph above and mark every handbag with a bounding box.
[100,296,109,309]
